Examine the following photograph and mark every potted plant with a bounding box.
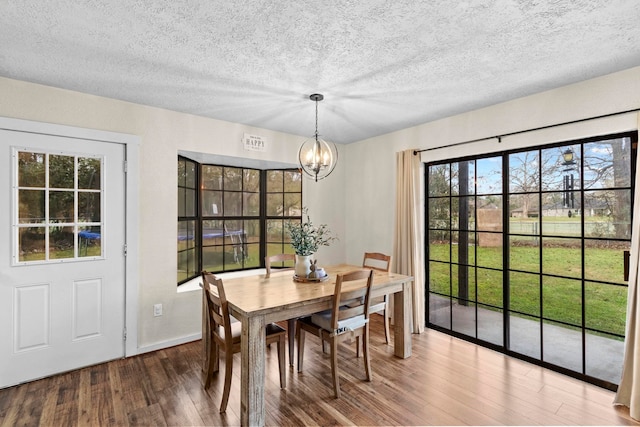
[286,208,336,277]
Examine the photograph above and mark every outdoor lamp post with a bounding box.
[562,148,576,210]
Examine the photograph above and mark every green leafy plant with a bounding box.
[286,208,336,256]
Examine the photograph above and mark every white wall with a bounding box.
[343,66,640,267]
[0,76,346,350]
[2,64,639,351]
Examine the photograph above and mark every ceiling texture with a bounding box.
[2,0,640,144]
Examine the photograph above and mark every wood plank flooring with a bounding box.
[0,315,638,426]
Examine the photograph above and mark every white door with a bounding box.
[0,129,126,387]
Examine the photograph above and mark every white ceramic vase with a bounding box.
[294,254,313,278]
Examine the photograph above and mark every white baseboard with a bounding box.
[134,333,202,356]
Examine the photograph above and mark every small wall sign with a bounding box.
[243,133,267,152]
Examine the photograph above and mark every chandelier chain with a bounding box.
[315,98,319,139]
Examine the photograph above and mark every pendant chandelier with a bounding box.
[298,93,338,182]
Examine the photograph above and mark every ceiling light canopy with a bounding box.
[299,94,338,182]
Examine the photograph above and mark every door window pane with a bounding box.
[49,190,74,223]
[477,268,503,308]
[18,152,45,187]
[428,164,450,196]
[584,240,629,284]
[476,233,502,269]
[18,227,45,262]
[509,313,540,359]
[49,226,74,259]
[585,281,626,336]
[429,231,450,262]
[78,157,101,190]
[542,238,581,279]
[78,226,101,258]
[78,192,101,222]
[509,236,539,273]
[15,151,103,263]
[509,194,540,226]
[510,271,540,316]
[509,151,539,193]
[584,138,631,189]
[49,154,74,189]
[584,189,631,239]
[541,145,580,192]
[19,189,45,223]
[476,157,502,194]
[543,319,582,372]
[543,276,582,326]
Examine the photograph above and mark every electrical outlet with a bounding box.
[153,303,163,317]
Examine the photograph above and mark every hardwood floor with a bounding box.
[1,315,638,426]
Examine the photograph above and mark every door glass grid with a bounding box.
[15,150,103,263]
[426,132,635,389]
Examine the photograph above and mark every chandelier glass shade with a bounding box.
[299,94,338,182]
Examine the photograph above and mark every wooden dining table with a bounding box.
[202,263,414,426]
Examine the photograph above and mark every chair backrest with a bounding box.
[362,252,391,272]
[201,271,233,348]
[330,269,374,331]
[265,253,295,278]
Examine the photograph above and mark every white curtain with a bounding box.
[393,149,425,333]
[614,131,640,419]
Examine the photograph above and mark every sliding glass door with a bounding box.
[426,132,635,389]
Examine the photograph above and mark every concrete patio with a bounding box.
[429,295,624,385]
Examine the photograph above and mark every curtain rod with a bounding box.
[413,107,640,155]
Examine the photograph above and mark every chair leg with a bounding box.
[220,350,233,413]
[297,326,306,372]
[363,324,372,382]
[204,336,218,390]
[330,337,341,398]
[288,319,295,367]
[356,336,361,358]
[277,335,286,388]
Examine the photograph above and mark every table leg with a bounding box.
[288,319,295,366]
[241,314,266,426]
[393,280,412,358]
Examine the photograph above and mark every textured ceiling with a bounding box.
[1,0,640,144]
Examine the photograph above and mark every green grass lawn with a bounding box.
[429,243,627,337]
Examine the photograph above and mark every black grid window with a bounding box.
[178,157,302,284]
[265,170,303,268]
[178,156,198,283]
[426,132,636,391]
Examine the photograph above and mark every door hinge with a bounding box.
[123,160,128,173]
[123,328,127,341]
[123,244,128,257]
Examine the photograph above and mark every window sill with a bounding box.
[177,268,266,293]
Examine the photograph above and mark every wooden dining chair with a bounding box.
[201,271,287,413]
[363,252,392,345]
[265,253,295,277]
[265,253,296,366]
[296,269,374,398]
